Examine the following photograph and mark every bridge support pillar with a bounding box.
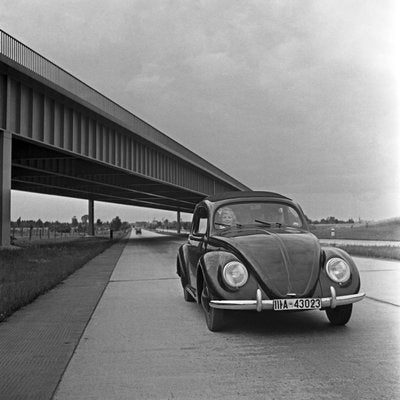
[88,199,94,236]
[177,210,181,234]
[0,130,12,247]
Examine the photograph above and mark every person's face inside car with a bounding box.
[220,209,235,226]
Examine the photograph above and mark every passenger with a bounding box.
[264,206,284,225]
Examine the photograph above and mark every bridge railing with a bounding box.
[0,30,248,191]
[0,30,134,130]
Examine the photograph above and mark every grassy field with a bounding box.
[310,221,400,241]
[323,244,400,260]
[311,220,400,260]
[0,236,123,322]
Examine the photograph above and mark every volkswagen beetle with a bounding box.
[177,191,365,331]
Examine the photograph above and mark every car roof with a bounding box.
[205,190,291,202]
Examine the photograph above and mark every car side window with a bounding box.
[192,207,208,235]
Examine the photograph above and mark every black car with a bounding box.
[177,191,365,331]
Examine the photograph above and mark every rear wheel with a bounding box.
[201,279,225,332]
[326,304,353,326]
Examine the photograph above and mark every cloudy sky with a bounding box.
[1,0,399,222]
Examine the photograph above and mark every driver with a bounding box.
[216,207,237,229]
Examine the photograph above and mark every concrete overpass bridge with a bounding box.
[0,30,249,246]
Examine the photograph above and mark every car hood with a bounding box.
[213,229,321,298]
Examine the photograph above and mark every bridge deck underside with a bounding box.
[12,138,204,213]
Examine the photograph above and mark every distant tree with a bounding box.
[320,216,340,224]
[303,215,312,224]
[182,221,191,231]
[35,218,44,228]
[56,223,71,233]
[16,217,22,228]
[110,216,122,231]
[96,218,103,226]
[71,216,79,227]
[81,215,89,225]
[169,220,177,229]
[121,221,130,230]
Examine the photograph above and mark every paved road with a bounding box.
[52,230,399,400]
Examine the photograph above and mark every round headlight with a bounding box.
[222,261,249,288]
[326,257,351,283]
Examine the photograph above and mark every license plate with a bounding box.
[273,298,321,311]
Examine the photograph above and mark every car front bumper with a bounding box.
[209,286,365,312]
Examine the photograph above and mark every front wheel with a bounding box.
[326,304,353,326]
[201,280,225,332]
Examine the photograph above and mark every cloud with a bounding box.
[126,69,173,93]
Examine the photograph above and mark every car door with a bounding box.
[186,205,209,291]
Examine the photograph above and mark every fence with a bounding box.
[10,227,129,243]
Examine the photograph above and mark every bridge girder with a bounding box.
[12,138,203,213]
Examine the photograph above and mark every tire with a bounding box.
[326,304,353,326]
[201,279,225,332]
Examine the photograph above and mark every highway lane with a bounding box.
[54,230,400,400]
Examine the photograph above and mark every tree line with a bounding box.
[136,219,191,231]
[11,215,131,233]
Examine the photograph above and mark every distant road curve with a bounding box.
[319,239,400,247]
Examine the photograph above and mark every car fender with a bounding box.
[197,250,260,303]
[319,246,361,297]
[197,251,225,302]
[177,244,190,281]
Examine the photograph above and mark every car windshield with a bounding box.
[213,201,304,232]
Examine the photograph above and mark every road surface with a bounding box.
[53,230,399,400]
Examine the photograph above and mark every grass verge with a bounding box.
[325,244,400,261]
[0,237,118,322]
[311,223,400,241]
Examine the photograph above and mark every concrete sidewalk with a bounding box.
[0,239,128,400]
